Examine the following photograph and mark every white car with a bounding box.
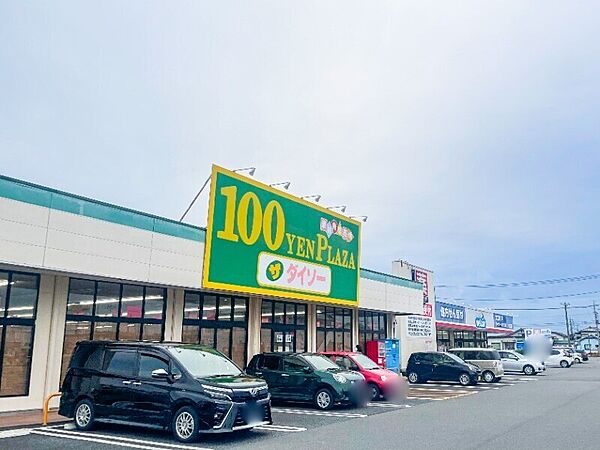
[567,350,583,363]
[545,349,573,368]
[499,350,545,375]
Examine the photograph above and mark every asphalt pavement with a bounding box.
[2,359,598,450]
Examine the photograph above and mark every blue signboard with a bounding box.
[493,313,514,330]
[435,301,466,324]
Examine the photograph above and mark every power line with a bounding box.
[495,305,594,311]
[439,289,600,303]
[437,273,600,289]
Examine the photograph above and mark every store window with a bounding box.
[260,300,307,353]
[0,270,39,397]
[182,292,248,368]
[437,329,451,351]
[358,310,387,351]
[452,330,488,348]
[316,306,353,352]
[61,279,166,380]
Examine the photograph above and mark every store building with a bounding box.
[434,301,513,351]
[0,171,425,413]
[391,261,437,369]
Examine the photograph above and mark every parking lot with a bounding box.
[3,360,599,450]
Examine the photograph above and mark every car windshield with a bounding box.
[301,354,340,370]
[445,353,466,364]
[351,354,380,369]
[168,346,242,378]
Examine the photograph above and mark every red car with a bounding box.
[322,351,407,401]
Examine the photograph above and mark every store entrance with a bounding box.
[260,300,307,353]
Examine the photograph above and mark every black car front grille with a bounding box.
[230,387,269,402]
[234,403,271,427]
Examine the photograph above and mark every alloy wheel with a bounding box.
[175,411,195,440]
[316,391,332,409]
[483,371,495,383]
[75,403,91,428]
[459,374,470,386]
[408,372,418,383]
[524,365,534,375]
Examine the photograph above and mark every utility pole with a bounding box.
[562,303,571,346]
[593,301,600,353]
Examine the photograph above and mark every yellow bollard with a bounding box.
[42,392,62,426]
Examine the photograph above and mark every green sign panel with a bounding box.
[203,165,361,306]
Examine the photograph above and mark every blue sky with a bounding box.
[1,1,599,331]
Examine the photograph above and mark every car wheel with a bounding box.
[314,388,334,410]
[482,371,495,383]
[73,399,95,431]
[407,372,420,384]
[369,383,381,401]
[458,373,471,386]
[560,360,569,368]
[523,365,535,376]
[172,406,200,443]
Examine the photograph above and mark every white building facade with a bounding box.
[0,175,424,413]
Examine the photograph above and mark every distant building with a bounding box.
[575,336,599,354]
[488,328,569,351]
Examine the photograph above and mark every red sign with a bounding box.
[423,303,432,317]
[413,269,429,304]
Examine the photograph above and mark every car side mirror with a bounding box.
[151,368,171,380]
[303,366,313,373]
[350,366,359,372]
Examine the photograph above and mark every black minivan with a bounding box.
[59,341,272,443]
[405,351,480,386]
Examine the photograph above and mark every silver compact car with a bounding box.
[499,350,544,375]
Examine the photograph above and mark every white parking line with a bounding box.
[367,403,412,408]
[409,387,472,393]
[271,408,368,418]
[503,376,538,381]
[0,428,32,439]
[32,428,212,450]
[255,424,307,432]
[31,430,174,450]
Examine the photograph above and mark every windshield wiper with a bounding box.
[205,373,239,377]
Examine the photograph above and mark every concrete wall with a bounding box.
[358,277,422,315]
[0,196,204,289]
[392,260,437,369]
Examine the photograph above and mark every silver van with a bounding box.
[448,348,504,383]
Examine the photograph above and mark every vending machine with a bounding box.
[365,339,400,372]
[365,340,386,367]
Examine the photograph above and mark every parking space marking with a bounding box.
[0,428,32,439]
[367,403,412,408]
[32,428,212,450]
[271,408,368,418]
[409,387,472,393]
[255,424,307,432]
[31,430,175,450]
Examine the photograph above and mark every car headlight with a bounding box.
[381,375,387,382]
[333,374,347,384]
[201,384,233,401]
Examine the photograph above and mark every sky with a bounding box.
[1,1,599,332]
